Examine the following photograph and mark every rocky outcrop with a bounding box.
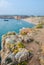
[15,48,29,63]
[1,32,33,65]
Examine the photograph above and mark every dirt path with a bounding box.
[24,28,44,65]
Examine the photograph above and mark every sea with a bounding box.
[0,19,35,50]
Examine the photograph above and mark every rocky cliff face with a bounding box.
[1,32,32,65]
[1,28,44,65]
[0,15,29,19]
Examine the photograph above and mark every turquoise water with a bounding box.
[0,19,35,50]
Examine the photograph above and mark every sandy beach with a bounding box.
[22,17,44,25]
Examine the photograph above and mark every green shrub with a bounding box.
[17,42,25,48]
[36,24,43,28]
[18,61,27,65]
[21,32,27,35]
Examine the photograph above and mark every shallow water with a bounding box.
[0,19,35,50]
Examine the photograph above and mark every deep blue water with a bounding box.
[0,19,35,50]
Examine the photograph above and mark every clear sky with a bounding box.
[0,0,44,15]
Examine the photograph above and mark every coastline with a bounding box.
[21,17,40,25]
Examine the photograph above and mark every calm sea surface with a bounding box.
[0,19,35,50]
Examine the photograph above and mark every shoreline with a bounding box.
[21,18,39,25]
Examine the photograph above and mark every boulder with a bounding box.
[15,48,29,63]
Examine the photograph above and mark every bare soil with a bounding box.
[23,28,44,65]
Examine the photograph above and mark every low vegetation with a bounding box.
[20,32,27,35]
[18,61,27,65]
[1,27,44,65]
[16,42,25,48]
[36,23,43,28]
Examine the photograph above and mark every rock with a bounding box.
[7,32,16,35]
[0,56,1,64]
[15,48,29,63]
[22,35,34,43]
[39,56,44,65]
[20,28,32,35]
[2,53,18,65]
[5,58,12,64]
[1,32,32,65]
[7,62,18,65]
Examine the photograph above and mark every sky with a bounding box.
[0,0,44,15]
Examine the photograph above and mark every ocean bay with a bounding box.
[0,19,35,50]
